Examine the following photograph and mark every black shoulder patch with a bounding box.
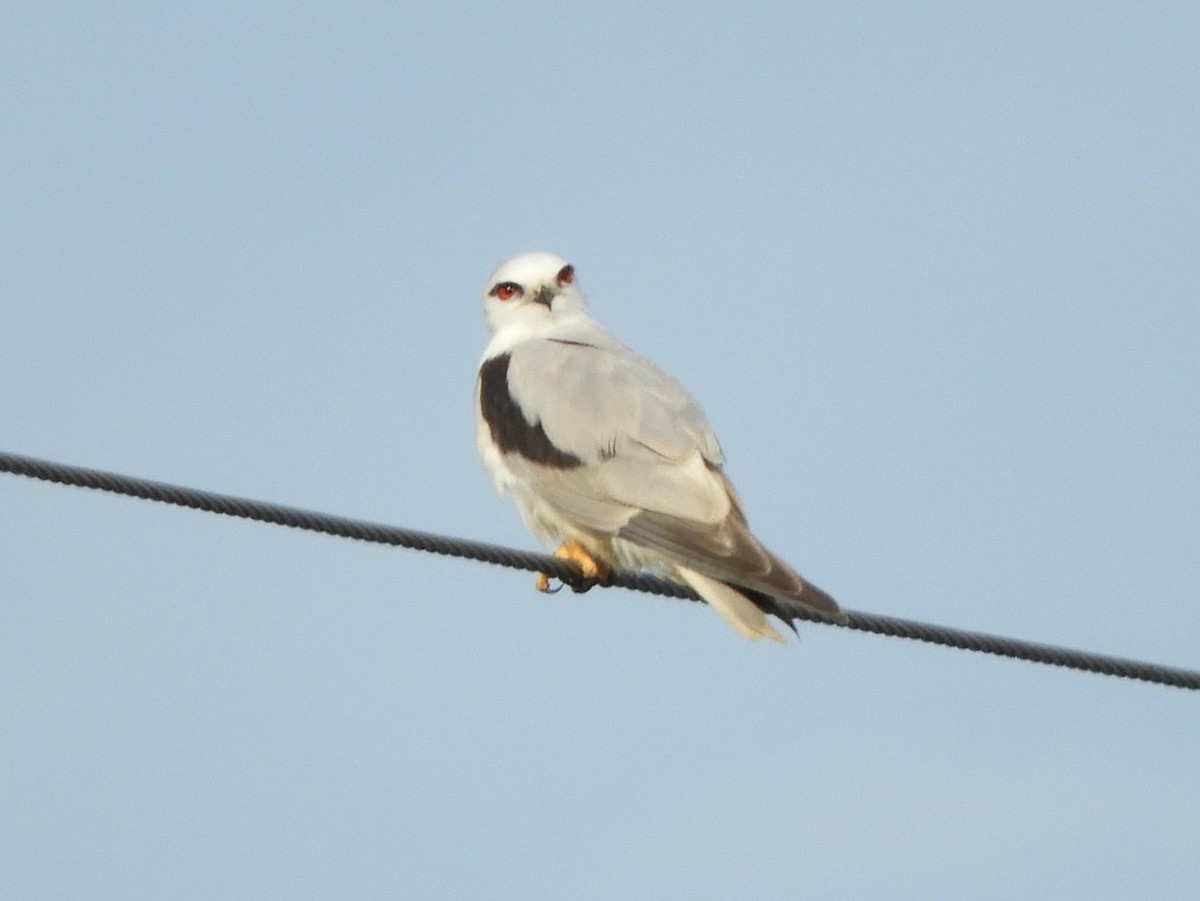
[478,353,584,469]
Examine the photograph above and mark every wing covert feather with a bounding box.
[506,339,722,467]
[503,337,733,525]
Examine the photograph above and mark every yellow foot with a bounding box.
[535,539,610,593]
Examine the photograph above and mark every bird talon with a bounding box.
[555,539,607,577]
[543,540,609,594]
[535,572,563,594]
[565,577,595,595]
[554,539,604,580]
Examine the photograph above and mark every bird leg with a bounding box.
[535,539,610,594]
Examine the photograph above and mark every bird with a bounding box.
[474,251,845,642]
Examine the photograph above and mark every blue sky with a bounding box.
[2,3,1197,898]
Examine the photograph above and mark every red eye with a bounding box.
[491,282,522,301]
[556,264,574,286]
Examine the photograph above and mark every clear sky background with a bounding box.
[2,3,1197,899]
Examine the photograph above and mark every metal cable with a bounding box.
[2,449,1197,691]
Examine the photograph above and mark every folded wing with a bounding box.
[502,335,844,628]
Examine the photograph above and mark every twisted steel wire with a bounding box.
[2,450,1197,690]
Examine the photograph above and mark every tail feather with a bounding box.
[619,508,845,631]
[677,567,787,643]
[753,556,848,626]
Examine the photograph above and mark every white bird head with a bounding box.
[481,251,588,335]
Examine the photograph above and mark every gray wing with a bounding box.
[507,336,723,466]
[501,336,820,602]
[486,333,843,622]
[503,335,730,523]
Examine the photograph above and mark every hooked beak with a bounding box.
[532,285,556,308]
